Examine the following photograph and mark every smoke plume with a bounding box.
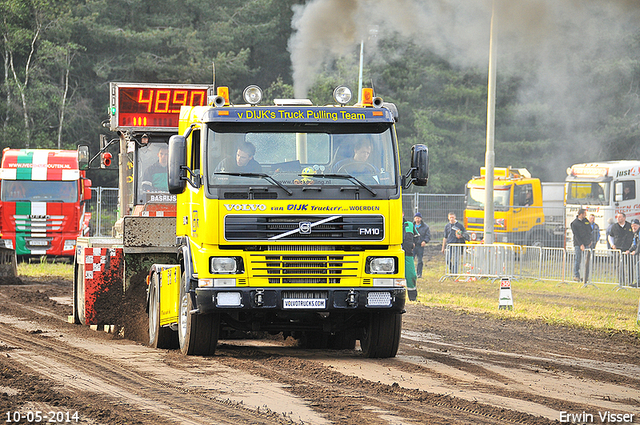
[288,0,640,176]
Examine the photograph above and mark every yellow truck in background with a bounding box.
[464,167,564,247]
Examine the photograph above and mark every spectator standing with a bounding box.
[609,212,634,285]
[441,212,466,275]
[588,214,600,247]
[627,219,640,288]
[570,209,592,282]
[605,217,616,249]
[413,212,431,278]
[402,213,419,301]
[609,213,634,251]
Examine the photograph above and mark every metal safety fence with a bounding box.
[440,244,639,289]
[402,193,465,225]
[87,187,119,237]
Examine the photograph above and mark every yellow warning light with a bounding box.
[217,87,230,105]
[361,88,374,106]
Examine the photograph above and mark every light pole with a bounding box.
[484,0,497,245]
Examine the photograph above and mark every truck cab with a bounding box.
[0,148,91,259]
[565,161,640,249]
[464,167,561,246]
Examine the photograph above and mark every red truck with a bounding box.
[0,148,92,259]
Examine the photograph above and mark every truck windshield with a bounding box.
[1,180,77,203]
[566,181,609,205]
[206,124,397,189]
[466,186,511,211]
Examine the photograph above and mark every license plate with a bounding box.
[283,299,326,309]
[29,240,48,246]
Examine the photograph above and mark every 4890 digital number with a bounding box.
[5,411,79,423]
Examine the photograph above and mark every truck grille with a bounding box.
[13,215,65,232]
[225,215,384,241]
[250,253,359,284]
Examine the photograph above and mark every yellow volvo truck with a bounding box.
[147,85,428,358]
[464,167,564,247]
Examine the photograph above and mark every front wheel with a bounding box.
[527,230,547,248]
[178,273,219,356]
[148,272,178,349]
[328,329,357,350]
[360,312,402,358]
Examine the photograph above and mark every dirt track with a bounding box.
[0,275,639,424]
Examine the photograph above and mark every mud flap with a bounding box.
[80,247,125,325]
[0,247,17,278]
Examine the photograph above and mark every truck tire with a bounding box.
[148,273,178,349]
[178,273,219,356]
[528,230,547,248]
[360,312,402,358]
[328,329,357,350]
[299,331,329,349]
[74,263,85,325]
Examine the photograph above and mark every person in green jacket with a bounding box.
[402,212,419,301]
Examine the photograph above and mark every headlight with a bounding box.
[367,257,396,274]
[333,86,352,105]
[210,257,237,274]
[64,240,76,251]
[243,85,263,105]
[0,239,13,249]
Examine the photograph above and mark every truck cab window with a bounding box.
[207,125,396,188]
[190,129,201,172]
[622,181,635,200]
[566,181,609,206]
[138,142,170,203]
[514,184,533,207]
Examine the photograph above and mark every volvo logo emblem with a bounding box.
[299,221,312,234]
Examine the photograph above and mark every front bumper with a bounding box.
[195,287,406,314]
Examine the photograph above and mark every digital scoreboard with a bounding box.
[109,82,214,131]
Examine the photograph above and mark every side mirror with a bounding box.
[78,145,90,171]
[83,179,92,201]
[403,144,429,189]
[168,135,187,194]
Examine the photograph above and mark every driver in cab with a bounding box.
[333,139,378,178]
[215,141,262,174]
[142,145,168,191]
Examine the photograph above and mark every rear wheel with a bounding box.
[178,273,219,355]
[74,263,86,325]
[360,312,402,358]
[148,273,178,349]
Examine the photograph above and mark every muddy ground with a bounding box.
[0,272,639,425]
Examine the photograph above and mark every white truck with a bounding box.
[565,161,640,249]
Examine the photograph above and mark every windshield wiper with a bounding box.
[214,172,292,195]
[309,173,377,196]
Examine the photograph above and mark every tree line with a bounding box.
[2,0,640,191]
